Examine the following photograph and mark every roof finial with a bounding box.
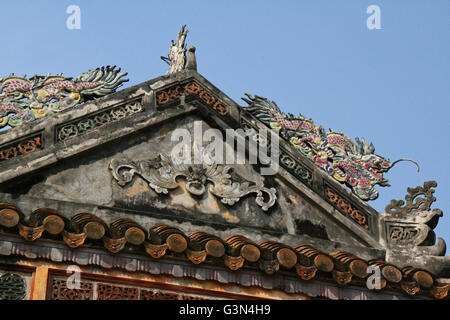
[161,25,196,74]
[185,46,197,71]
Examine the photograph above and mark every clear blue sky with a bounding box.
[1,1,449,247]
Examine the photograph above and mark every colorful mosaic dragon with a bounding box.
[0,66,128,129]
[242,94,419,201]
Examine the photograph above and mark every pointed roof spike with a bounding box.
[164,25,190,74]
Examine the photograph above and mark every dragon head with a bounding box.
[354,137,419,186]
[76,68,99,82]
[241,93,283,121]
[75,65,129,98]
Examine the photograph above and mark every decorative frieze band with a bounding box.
[240,117,313,186]
[97,283,139,300]
[0,134,43,162]
[56,102,143,142]
[325,187,369,230]
[49,277,208,300]
[50,279,93,300]
[280,152,313,185]
[156,81,228,116]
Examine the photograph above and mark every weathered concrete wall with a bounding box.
[1,70,449,300]
[0,70,386,250]
[2,114,366,248]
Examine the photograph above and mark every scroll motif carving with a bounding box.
[57,102,143,142]
[156,81,228,115]
[385,181,438,214]
[326,187,369,229]
[50,279,93,300]
[109,154,277,211]
[0,273,27,300]
[0,135,42,162]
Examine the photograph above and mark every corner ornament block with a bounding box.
[382,181,445,255]
[109,154,277,211]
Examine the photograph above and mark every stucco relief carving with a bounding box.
[57,102,143,142]
[109,153,277,211]
[382,181,445,256]
[0,134,42,162]
[385,181,438,214]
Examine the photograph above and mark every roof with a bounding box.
[0,201,448,299]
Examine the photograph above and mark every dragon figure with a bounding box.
[0,66,128,129]
[241,93,419,201]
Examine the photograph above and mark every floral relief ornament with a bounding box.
[109,152,277,211]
